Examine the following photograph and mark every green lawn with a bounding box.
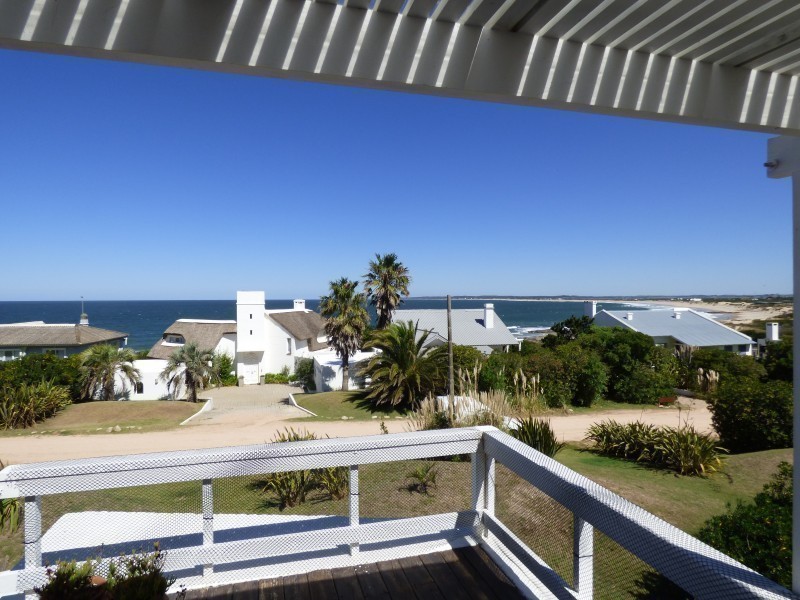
[292,391,407,420]
[0,401,202,437]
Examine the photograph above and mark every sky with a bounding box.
[0,48,792,300]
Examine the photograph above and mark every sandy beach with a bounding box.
[520,297,791,326]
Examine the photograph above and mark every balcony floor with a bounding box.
[181,546,525,599]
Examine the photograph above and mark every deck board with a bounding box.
[179,547,526,599]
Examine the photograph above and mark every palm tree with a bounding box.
[161,343,217,403]
[80,345,140,401]
[362,320,446,409]
[319,278,369,391]
[363,253,411,329]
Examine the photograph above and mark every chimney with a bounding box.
[484,303,495,329]
[79,313,89,326]
[294,299,306,311]
[766,322,780,342]
[584,300,597,318]
[626,312,633,321]
[673,309,681,320]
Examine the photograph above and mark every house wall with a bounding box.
[261,315,296,375]
[215,334,237,362]
[313,350,375,392]
[119,359,173,400]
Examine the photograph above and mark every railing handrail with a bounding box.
[482,429,796,600]
[0,428,482,498]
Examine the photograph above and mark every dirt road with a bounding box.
[0,396,711,465]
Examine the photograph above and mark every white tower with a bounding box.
[236,291,266,384]
[294,299,306,311]
[584,301,597,318]
[767,322,780,342]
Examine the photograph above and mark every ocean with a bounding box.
[0,298,646,351]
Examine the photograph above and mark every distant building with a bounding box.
[0,316,127,362]
[392,303,519,353]
[143,292,329,392]
[593,308,756,355]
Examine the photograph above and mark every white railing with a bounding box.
[0,426,794,599]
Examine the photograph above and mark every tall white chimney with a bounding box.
[626,312,633,321]
[673,309,682,319]
[584,300,597,318]
[766,322,780,342]
[79,313,89,326]
[294,299,306,311]
[484,303,495,329]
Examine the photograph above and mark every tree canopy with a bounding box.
[320,278,369,391]
[363,253,411,329]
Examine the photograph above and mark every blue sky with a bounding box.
[0,49,791,300]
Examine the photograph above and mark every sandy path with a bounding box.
[0,400,711,465]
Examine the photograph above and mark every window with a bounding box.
[135,382,144,394]
[1,349,21,362]
[250,313,252,319]
[724,345,733,352]
[43,348,67,358]
[166,335,184,344]
[286,338,292,355]
[250,330,253,335]
[738,344,749,353]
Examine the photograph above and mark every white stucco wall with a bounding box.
[115,359,173,401]
[262,312,296,374]
[313,350,376,392]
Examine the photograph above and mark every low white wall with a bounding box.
[313,350,375,392]
[116,359,175,401]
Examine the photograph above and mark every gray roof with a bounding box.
[148,320,236,359]
[393,309,518,349]
[0,324,127,347]
[270,311,327,350]
[594,309,755,348]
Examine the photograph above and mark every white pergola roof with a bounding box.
[2,0,800,134]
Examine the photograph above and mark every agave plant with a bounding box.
[405,462,438,495]
[511,417,565,458]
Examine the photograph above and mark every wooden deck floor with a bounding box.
[182,546,525,599]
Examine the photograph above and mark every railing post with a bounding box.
[202,479,213,577]
[24,496,41,600]
[349,465,359,556]
[472,432,495,537]
[573,517,594,600]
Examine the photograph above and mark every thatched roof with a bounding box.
[148,320,236,359]
[0,324,128,347]
[270,311,327,351]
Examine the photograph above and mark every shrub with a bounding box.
[763,339,792,382]
[613,363,673,405]
[35,544,175,600]
[35,559,100,600]
[264,366,291,384]
[585,420,657,460]
[585,420,725,476]
[0,353,82,400]
[259,428,351,508]
[651,426,725,476]
[510,417,564,457]
[212,353,237,387]
[710,378,792,453]
[698,462,792,588]
[0,381,71,429]
[293,358,316,391]
[405,463,437,495]
[315,466,348,500]
[106,544,174,599]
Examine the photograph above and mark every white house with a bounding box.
[392,304,519,353]
[140,291,329,391]
[593,307,756,356]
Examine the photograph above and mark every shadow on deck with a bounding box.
[182,546,523,599]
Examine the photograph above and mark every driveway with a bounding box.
[192,384,308,425]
